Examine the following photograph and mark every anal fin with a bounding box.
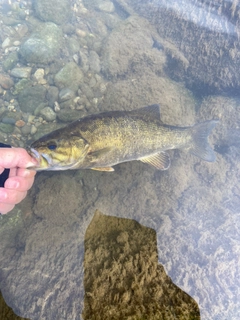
[139,151,170,170]
[91,167,115,172]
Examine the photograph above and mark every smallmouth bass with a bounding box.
[28,104,218,171]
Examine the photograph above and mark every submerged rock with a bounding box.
[59,88,75,102]
[0,74,14,89]
[33,0,71,25]
[83,210,200,319]
[123,0,240,93]
[98,1,115,13]
[2,51,18,71]
[40,107,56,121]
[57,109,84,122]
[18,85,47,113]
[54,62,83,92]
[0,123,14,133]
[101,16,167,77]
[88,50,101,73]
[11,67,32,79]
[19,22,63,64]
[46,86,59,107]
[13,79,31,95]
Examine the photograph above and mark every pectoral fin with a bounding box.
[139,151,171,170]
[87,147,113,162]
[91,167,114,172]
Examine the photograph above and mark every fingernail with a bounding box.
[26,160,38,168]
[6,180,19,189]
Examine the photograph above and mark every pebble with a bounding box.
[11,67,32,78]
[88,51,101,73]
[0,74,14,89]
[2,37,11,49]
[33,68,47,84]
[89,77,97,88]
[28,115,36,123]
[73,54,79,64]
[15,120,26,127]
[0,123,14,133]
[100,82,107,93]
[40,107,57,121]
[2,117,16,125]
[33,68,44,79]
[54,101,60,112]
[59,88,75,102]
[98,1,115,13]
[15,24,29,38]
[8,105,15,111]
[13,41,21,46]
[21,124,31,136]
[46,86,59,107]
[30,125,37,135]
[79,50,89,73]
[76,29,87,38]
[92,98,98,105]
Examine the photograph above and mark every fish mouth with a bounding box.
[29,147,40,160]
[28,148,52,170]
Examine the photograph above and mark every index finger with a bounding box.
[0,148,37,169]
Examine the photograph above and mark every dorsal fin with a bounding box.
[129,104,161,120]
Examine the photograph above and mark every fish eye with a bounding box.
[47,144,57,150]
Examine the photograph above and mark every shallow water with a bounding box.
[0,0,240,319]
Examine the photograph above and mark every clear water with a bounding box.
[0,0,239,319]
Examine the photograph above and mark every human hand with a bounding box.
[0,148,37,215]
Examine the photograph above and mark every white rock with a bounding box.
[40,107,56,121]
[34,68,45,81]
[30,125,37,135]
[2,37,11,49]
[98,1,115,13]
[13,41,21,46]
[54,101,60,112]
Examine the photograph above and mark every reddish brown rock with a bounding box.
[0,74,14,89]
[15,120,26,128]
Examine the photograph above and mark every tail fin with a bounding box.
[189,120,218,162]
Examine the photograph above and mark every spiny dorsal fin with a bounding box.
[139,151,171,170]
[129,104,161,120]
[91,167,114,172]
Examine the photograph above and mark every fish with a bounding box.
[28,104,218,171]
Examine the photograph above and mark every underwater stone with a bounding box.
[19,22,63,64]
[13,79,31,95]
[88,51,101,73]
[59,88,75,102]
[40,107,57,121]
[2,51,18,71]
[98,1,115,13]
[11,67,32,78]
[18,85,47,113]
[33,0,71,25]
[0,123,14,133]
[46,86,59,107]
[54,62,83,92]
[57,109,84,122]
[0,74,14,89]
